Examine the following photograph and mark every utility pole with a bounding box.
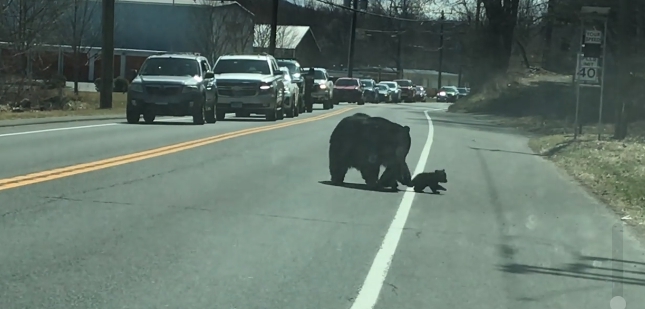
[437,10,445,89]
[396,0,407,79]
[269,0,279,55]
[347,0,359,77]
[100,0,115,109]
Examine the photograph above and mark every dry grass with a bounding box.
[529,133,645,229]
[0,90,126,121]
[449,68,645,232]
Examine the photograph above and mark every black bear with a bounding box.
[410,169,448,194]
[328,112,412,190]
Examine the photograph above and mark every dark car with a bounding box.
[394,79,416,102]
[414,86,427,102]
[457,87,469,98]
[332,77,365,105]
[436,88,458,102]
[360,79,378,103]
[126,53,217,125]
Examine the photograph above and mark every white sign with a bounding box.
[585,30,602,44]
[577,57,600,83]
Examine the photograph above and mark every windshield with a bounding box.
[139,58,200,76]
[277,61,299,75]
[213,59,271,74]
[335,79,359,86]
[361,80,374,87]
[383,82,397,89]
[377,84,388,90]
[457,88,468,94]
[395,80,412,86]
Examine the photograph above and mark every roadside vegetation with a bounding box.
[447,0,645,232]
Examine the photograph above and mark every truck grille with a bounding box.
[217,81,258,97]
[145,85,182,96]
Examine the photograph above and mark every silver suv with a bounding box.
[213,54,285,121]
[126,53,217,125]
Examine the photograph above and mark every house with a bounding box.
[1,0,255,82]
[253,25,323,67]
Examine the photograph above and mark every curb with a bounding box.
[0,115,124,128]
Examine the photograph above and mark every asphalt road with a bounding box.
[1,102,644,309]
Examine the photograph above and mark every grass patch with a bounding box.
[529,133,645,228]
[0,90,126,121]
[452,69,645,230]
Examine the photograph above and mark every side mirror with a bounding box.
[274,71,283,76]
[204,71,214,79]
[129,69,138,80]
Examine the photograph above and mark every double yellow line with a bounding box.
[0,107,357,192]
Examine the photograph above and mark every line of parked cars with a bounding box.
[123,50,466,125]
[291,69,432,108]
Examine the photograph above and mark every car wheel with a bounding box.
[192,104,205,125]
[286,98,295,118]
[143,111,155,124]
[126,110,140,124]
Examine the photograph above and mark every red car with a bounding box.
[332,77,365,105]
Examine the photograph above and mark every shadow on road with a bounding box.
[498,255,645,287]
[120,121,197,126]
[469,146,540,157]
[318,180,400,193]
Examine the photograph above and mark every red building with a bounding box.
[0,42,164,82]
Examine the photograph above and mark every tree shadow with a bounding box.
[318,180,400,193]
[498,255,645,287]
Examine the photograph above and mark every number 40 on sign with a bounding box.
[577,57,599,83]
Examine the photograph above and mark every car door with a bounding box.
[200,59,215,103]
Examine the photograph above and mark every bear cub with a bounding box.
[410,169,448,194]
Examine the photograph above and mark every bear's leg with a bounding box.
[414,184,426,193]
[329,143,349,185]
[435,184,447,191]
[378,166,399,190]
[360,164,380,188]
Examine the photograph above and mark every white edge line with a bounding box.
[0,117,191,138]
[349,110,434,309]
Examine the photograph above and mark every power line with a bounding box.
[312,0,445,22]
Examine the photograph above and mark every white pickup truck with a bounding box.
[213,54,285,121]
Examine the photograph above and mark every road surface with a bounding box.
[0,103,643,309]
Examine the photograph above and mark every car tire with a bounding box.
[192,104,205,125]
[286,98,295,118]
[126,111,140,124]
[358,98,365,105]
[205,106,216,124]
[143,111,155,124]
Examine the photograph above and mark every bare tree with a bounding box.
[253,24,303,56]
[0,0,68,111]
[65,0,98,94]
[192,0,254,63]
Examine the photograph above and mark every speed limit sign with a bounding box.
[577,57,599,83]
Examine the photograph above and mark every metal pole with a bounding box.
[596,18,608,140]
[347,0,358,78]
[100,0,115,109]
[269,0,279,56]
[574,53,581,140]
[437,10,445,89]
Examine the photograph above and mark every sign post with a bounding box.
[574,7,610,140]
